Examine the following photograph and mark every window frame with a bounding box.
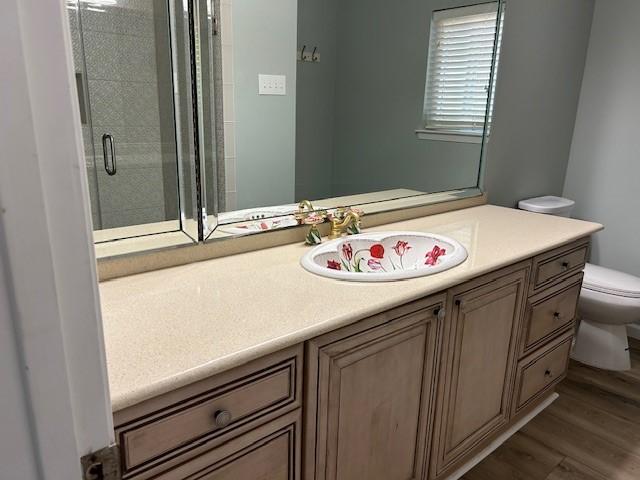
[418,1,502,143]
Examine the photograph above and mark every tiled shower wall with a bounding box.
[221,0,238,211]
[68,1,179,230]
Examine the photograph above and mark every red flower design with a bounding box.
[392,240,411,256]
[341,243,353,261]
[367,258,383,270]
[327,260,341,270]
[425,245,446,266]
[369,244,385,259]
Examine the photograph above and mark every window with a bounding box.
[421,2,503,139]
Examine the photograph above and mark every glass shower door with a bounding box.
[67,0,199,242]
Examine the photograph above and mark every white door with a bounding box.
[0,1,114,478]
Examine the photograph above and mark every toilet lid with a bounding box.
[518,196,575,214]
[583,263,640,298]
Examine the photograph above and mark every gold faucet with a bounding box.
[298,199,315,212]
[329,210,361,239]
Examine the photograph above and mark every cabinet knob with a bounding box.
[561,261,570,271]
[455,299,462,307]
[553,311,561,320]
[214,409,232,428]
[434,308,446,321]
[544,369,553,378]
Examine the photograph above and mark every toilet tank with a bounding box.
[518,196,575,217]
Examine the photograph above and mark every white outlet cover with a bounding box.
[258,74,286,95]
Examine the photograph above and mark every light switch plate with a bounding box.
[258,74,286,95]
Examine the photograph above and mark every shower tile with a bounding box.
[101,206,168,229]
[225,191,237,212]
[225,156,237,191]
[223,121,236,157]
[122,82,161,126]
[223,85,235,122]
[220,3,233,46]
[119,11,155,37]
[119,34,158,82]
[88,79,126,126]
[84,31,122,81]
[97,166,166,211]
[82,7,120,35]
[222,45,234,83]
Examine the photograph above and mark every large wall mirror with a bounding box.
[67,0,504,252]
[206,0,504,239]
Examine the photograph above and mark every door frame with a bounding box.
[0,0,114,478]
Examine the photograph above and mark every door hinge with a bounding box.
[81,444,121,480]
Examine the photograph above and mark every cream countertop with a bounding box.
[99,205,602,412]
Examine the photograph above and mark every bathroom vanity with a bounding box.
[100,205,601,480]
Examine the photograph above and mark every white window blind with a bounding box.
[423,2,501,134]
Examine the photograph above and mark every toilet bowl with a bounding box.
[572,263,640,370]
[519,195,640,371]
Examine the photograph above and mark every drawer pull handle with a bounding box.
[214,410,232,428]
[544,369,553,378]
[561,261,570,271]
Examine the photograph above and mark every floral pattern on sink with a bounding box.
[331,239,448,273]
[301,231,468,282]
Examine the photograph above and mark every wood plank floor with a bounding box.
[463,337,640,480]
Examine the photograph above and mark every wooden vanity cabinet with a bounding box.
[303,295,446,480]
[430,264,530,479]
[113,346,303,479]
[112,238,589,480]
[151,410,300,480]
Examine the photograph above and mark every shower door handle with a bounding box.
[102,133,117,176]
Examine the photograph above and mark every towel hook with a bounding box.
[300,45,306,61]
[311,46,318,62]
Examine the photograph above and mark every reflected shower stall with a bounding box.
[66,0,223,241]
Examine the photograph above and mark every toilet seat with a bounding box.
[579,263,640,325]
[573,263,640,370]
[583,263,640,298]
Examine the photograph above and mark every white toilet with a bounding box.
[519,195,640,371]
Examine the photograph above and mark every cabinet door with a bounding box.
[305,296,445,480]
[153,410,300,480]
[431,267,528,478]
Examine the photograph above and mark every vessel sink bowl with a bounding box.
[301,231,467,282]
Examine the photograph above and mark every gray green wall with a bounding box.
[483,0,595,208]
[233,0,297,209]
[295,0,338,201]
[563,0,640,276]
[330,0,482,197]
[295,0,482,200]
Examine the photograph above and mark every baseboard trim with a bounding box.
[443,392,559,480]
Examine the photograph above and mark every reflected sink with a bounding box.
[301,231,467,282]
[218,205,300,234]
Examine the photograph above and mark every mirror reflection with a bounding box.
[67,0,199,244]
[212,0,503,235]
[67,0,504,246]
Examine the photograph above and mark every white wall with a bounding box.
[563,0,640,277]
[1,0,114,477]
[484,0,594,207]
[0,244,40,479]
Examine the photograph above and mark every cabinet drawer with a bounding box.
[118,350,301,475]
[153,410,300,480]
[513,331,573,414]
[531,241,588,292]
[521,273,582,355]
